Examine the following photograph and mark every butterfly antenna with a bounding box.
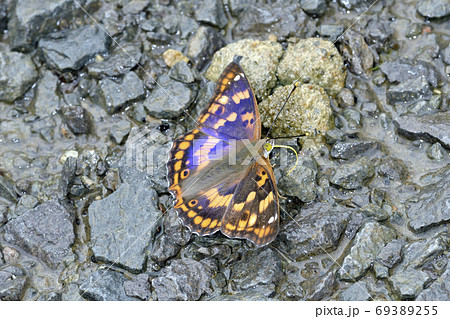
[272,144,299,175]
[265,81,300,139]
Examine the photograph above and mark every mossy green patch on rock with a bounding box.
[205,39,283,100]
[259,83,334,137]
[277,38,346,97]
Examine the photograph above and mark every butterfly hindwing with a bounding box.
[168,129,245,235]
[197,58,261,141]
[220,157,279,246]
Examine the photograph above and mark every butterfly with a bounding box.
[167,56,279,246]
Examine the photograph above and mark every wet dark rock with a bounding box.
[405,167,450,233]
[405,100,439,117]
[318,25,344,42]
[443,46,450,65]
[121,0,149,15]
[0,52,38,103]
[79,269,137,301]
[427,142,446,160]
[194,0,227,29]
[144,74,197,119]
[0,175,18,203]
[277,203,350,261]
[389,233,448,299]
[325,128,346,144]
[123,274,151,300]
[389,269,431,300]
[93,71,145,114]
[88,43,142,78]
[336,88,355,108]
[365,19,393,48]
[88,180,162,273]
[8,0,89,52]
[417,0,450,19]
[359,203,389,221]
[152,257,216,300]
[394,112,450,149]
[373,262,389,279]
[339,30,373,77]
[1,199,75,269]
[342,108,362,128]
[417,261,450,301]
[163,13,198,39]
[233,2,308,40]
[38,25,111,71]
[339,222,396,281]
[387,76,432,105]
[380,60,440,88]
[118,124,180,193]
[58,156,77,198]
[330,141,378,160]
[109,117,131,144]
[0,0,6,32]
[149,209,191,265]
[376,239,404,268]
[338,0,362,10]
[168,61,196,84]
[377,157,408,182]
[303,269,337,300]
[330,157,375,190]
[187,26,225,71]
[361,102,378,115]
[278,157,317,203]
[210,288,271,300]
[32,70,60,118]
[0,265,28,301]
[61,105,89,134]
[300,0,327,17]
[340,282,371,301]
[228,248,282,295]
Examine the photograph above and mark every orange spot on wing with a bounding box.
[194,216,203,225]
[174,151,184,159]
[201,218,212,228]
[174,160,182,171]
[179,142,190,150]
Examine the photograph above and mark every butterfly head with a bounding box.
[262,139,275,158]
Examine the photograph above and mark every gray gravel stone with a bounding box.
[0,0,6,32]
[330,141,378,160]
[123,274,151,300]
[8,0,89,51]
[0,52,38,103]
[340,282,371,301]
[93,71,146,114]
[380,60,440,88]
[0,266,28,301]
[336,88,355,107]
[278,157,317,203]
[2,199,75,269]
[144,74,197,119]
[417,261,450,301]
[61,105,89,135]
[405,167,450,233]
[58,156,77,198]
[426,142,446,160]
[88,180,162,273]
[359,203,389,221]
[228,248,283,295]
[152,257,216,300]
[0,175,18,203]
[330,157,375,190]
[417,0,450,19]
[300,0,327,17]
[389,269,431,300]
[376,239,403,268]
[339,222,396,281]
[38,24,111,71]
[168,61,196,84]
[278,203,350,261]
[87,43,142,78]
[394,112,450,149]
[339,30,373,77]
[187,26,225,71]
[79,269,137,301]
[33,70,60,118]
[195,0,228,29]
[387,76,432,105]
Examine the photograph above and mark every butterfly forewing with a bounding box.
[197,59,261,141]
